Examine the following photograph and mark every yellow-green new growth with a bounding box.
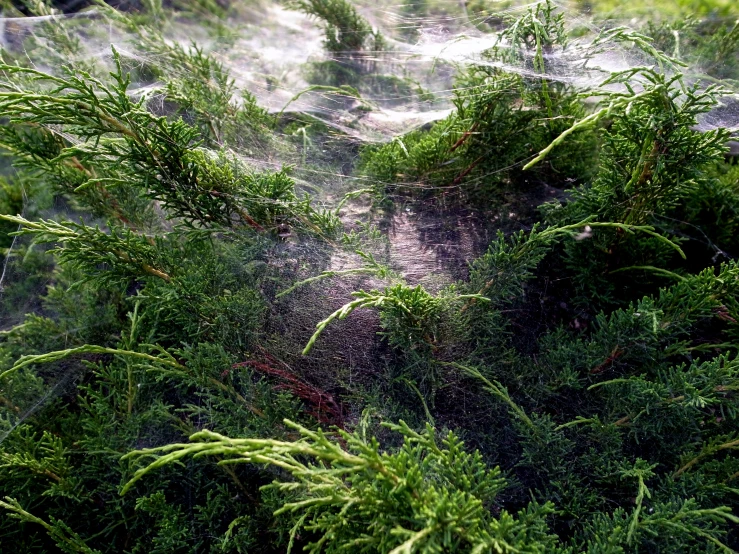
[121,418,558,554]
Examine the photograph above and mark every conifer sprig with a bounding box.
[524,70,727,172]
[0,51,333,233]
[121,419,556,554]
[0,497,101,554]
[468,220,684,304]
[0,343,183,382]
[0,50,216,225]
[302,284,489,355]
[0,214,170,283]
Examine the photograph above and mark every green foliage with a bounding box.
[4,0,94,74]
[534,65,730,308]
[149,42,270,150]
[123,419,560,554]
[645,17,739,84]
[546,73,728,226]
[0,177,25,253]
[0,51,333,234]
[468,221,684,303]
[289,0,385,86]
[0,426,75,491]
[360,2,596,206]
[0,214,172,284]
[0,124,152,227]
[670,162,739,257]
[302,282,487,355]
[0,497,101,554]
[2,1,739,553]
[291,0,384,59]
[98,3,271,151]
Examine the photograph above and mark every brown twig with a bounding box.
[589,347,623,374]
[234,357,344,428]
[449,122,479,152]
[452,154,486,186]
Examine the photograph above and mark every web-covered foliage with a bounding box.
[360,1,594,205]
[0,0,738,553]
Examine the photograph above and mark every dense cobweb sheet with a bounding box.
[0,0,737,443]
[2,1,739,551]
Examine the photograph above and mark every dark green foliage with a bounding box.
[1,214,173,284]
[551,75,728,227]
[670,162,739,258]
[0,177,28,264]
[2,1,739,553]
[537,68,730,308]
[0,124,153,227]
[0,10,338,551]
